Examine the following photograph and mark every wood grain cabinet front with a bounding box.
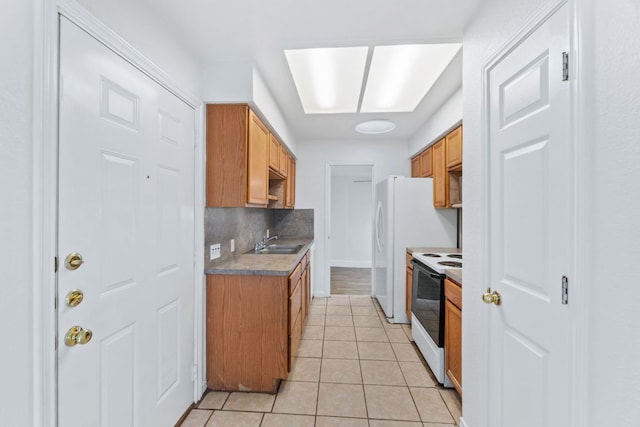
[432,138,449,208]
[206,104,269,207]
[406,252,413,320]
[206,249,311,393]
[444,277,462,396]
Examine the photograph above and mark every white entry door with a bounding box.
[58,17,195,427]
[485,4,571,427]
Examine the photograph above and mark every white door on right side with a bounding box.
[486,4,571,427]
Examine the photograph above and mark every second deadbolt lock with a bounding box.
[65,289,84,307]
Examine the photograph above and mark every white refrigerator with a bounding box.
[373,176,457,323]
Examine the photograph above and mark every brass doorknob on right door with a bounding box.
[64,326,93,346]
[482,289,502,305]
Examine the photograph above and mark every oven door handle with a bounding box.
[412,260,443,280]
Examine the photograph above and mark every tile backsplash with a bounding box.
[205,208,314,260]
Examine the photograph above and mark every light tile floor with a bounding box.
[180,296,461,427]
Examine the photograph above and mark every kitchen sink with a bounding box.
[245,244,304,255]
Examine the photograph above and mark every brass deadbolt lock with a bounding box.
[64,252,84,271]
[65,289,84,307]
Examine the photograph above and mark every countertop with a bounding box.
[407,246,462,285]
[204,238,314,276]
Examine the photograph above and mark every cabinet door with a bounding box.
[420,147,433,177]
[269,133,280,171]
[446,125,463,170]
[432,138,449,208]
[247,110,269,206]
[279,145,288,177]
[411,156,420,177]
[405,265,413,320]
[285,157,296,208]
[445,299,462,395]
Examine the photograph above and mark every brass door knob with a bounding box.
[64,252,84,270]
[65,289,84,307]
[482,289,502,305]
[64,326,93,346]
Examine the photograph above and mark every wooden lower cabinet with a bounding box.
[405,252,413,320]
[206,250,310,393]
[444,278,462,396]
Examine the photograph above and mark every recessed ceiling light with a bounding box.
[285,47,369,114]
[355,119,396,135]
[360,43,462,113]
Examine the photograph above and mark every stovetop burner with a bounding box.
[447,254,462,259]
[422,253,442,257]
[438,261,462,268]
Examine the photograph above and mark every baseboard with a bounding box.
[459,417,469,427]
[330,260,371,268]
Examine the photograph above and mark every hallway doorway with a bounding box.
[327,164,374,296]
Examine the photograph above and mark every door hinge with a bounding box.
[562,276,569,304]
[562,52,569,81]
[54,256,58,273]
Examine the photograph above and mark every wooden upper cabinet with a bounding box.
[411,156,420,177]
[269,133,280,171]
[279,145,288,177]
[205,104,269,207]
[420,147,433,177]
[247,110,269,206]
[432,138,449,208]
[446,125,463,171]
[284,156,296,209]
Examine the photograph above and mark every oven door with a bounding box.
[411,259,445,347]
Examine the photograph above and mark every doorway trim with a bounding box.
[33,2,205,426]
[324,162,375,298]
[471,1,587,426]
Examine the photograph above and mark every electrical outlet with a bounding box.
[210,243,221,260]
[230,239,235,253]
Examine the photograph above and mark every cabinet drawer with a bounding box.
[289,281,302,334]
[445,278,462,309]
[289,263,302,294]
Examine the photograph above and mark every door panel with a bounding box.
[486,5,570,427]
[58,17,195,427]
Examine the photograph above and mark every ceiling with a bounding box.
[142,0,483,142]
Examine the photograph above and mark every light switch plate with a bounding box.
[210,243,221,260]
[230,239,235,253]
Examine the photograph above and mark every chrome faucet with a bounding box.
[254,235,279,252]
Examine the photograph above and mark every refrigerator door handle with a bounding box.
[375,201,384,252]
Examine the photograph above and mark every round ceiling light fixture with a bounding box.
[354,119,396,135]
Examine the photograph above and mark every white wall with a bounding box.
[76,0,202,96]
[1,2,36,426]
[201,61,298,155]
[586,0,640,424]
[330,175,373,268]
[296,139,409,296]
[408,86,463,157]
[0,2,203,425]
[463,1,640,426]
[461,0,551,425]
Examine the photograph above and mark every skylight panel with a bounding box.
[360,43,462,113]
[285,47,369,114]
